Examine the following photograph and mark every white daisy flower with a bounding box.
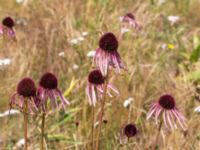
[0,109,20,118]
[58,52,65,57]
[82,32,88,36]
[194,106,200,113]
[16,0,24,4]
[87,50,95,58]
[72,64,79,70]
[77,36,84,41]
[123,97,134,108]
[0,58,11,66]
[167,16,180,25]
[69,39,79,45]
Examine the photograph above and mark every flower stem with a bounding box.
[153,120,163,150]
[91,106,95,149]
[40,112,46,150]
[95,75,108,150]
[24,100,28,150]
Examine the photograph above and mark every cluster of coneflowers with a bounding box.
[85,12,187,150]
[85,13,143,149]
[5,12,188,150]
[10,72,69,150]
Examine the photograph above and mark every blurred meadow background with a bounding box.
[0,0,200,149]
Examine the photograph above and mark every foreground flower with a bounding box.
[86,69,119,106]
[1,17,15,37]
[120,123,137,144]
[38,72,70,110]
[10,78,39,113]
[94,32,125,75]
[147,94,187,130]
[120,13,141,32]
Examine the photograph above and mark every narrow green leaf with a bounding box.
[190,45,200,63]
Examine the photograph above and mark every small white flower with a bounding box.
[87,50,95,58]
[16,19,27,26]
[0,109,20,118]
[94,121,99,128]
[16,0,24,4]
[168,16,180,24]
[161,44,167,49]
[0,58,11,66]
[72,64,79,70]
[158,0,165,5]
[16,138,25,147]
[69,39,79,45]
[82,32,88,36]
[77,36,84,41]
[121,27,130,34]
[3,58,11,65]
[123,97,134,108]
[58,52,65,57]
[194,106,200,113]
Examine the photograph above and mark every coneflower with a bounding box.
[38,72,70,150]
[94,32,125,76]
[147,94,187,130]
[38,72,70,110]
[120,123,137,144]
[10,77,38,150]
[120,13,141,31]
[10,77,39,113]
[1,16,15,37]
[147,94,187,150]
[86,69,119,106]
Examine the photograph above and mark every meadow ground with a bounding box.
[0,0,200,149]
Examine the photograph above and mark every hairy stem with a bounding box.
[40,112,46,150]
[95,74,108,150]
[153,120,163,150]
[24,100,28,150]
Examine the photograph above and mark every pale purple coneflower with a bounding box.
[120,123,138,144]
[120,13,141,33]
[38,72,70,111]
[86,69,119,106]
[147,94,187,130]
[1,17,15,37]
[10,78,39,114]
[94,32,125,76]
